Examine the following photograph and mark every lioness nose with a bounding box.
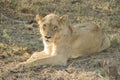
[45,36,51,39]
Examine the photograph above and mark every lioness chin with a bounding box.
[15,13,110,69]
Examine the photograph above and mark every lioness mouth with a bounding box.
[45,36,51,39]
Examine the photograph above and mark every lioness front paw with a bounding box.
[10,62,28,72]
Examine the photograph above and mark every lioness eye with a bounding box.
[43,24,47,27]
[42,24,47,30]
[54,26,57,31]
[43,27,45,30]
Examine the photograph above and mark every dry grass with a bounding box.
[0,0,120,80]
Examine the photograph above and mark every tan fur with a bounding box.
[16,13,110,68]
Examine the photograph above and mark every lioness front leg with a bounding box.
[14,53,67,71]
[26,54,67,67]
[12,51,48,70]
[26,51,51,62]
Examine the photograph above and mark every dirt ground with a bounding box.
[0,0,120,80]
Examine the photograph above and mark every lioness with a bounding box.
[16,13,110,68]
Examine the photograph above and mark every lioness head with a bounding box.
[36,13,69,42]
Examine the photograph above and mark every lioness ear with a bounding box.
[59,15,69,23]
[35,14,42,23]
